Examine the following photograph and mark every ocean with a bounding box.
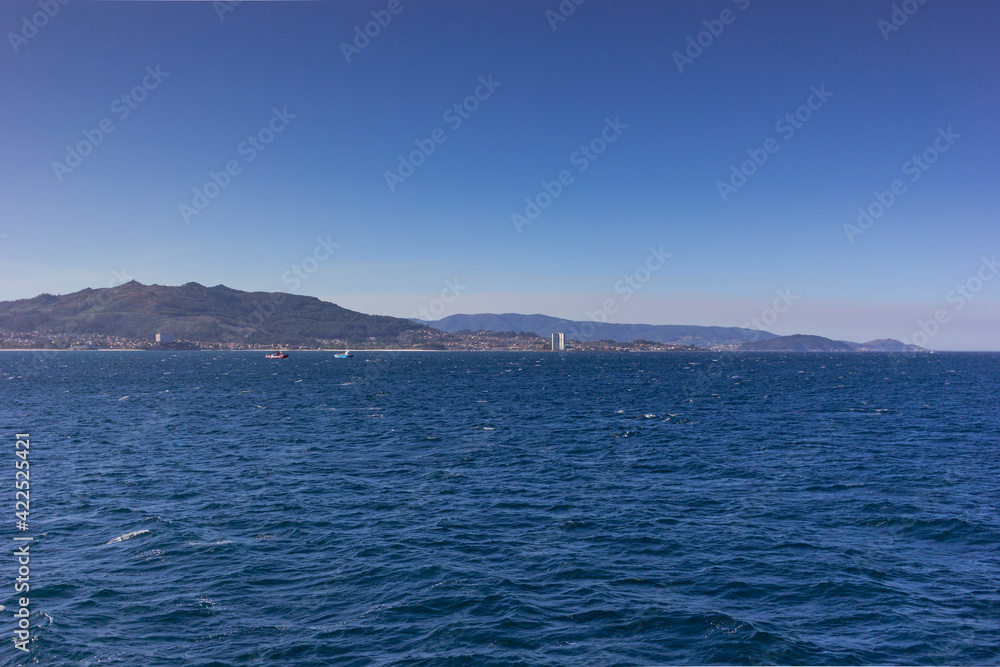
[1,351,998,665]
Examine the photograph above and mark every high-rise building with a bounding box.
[155,333,175,343]
[551,332,565,351]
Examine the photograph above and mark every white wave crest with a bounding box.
[106,529,150,545]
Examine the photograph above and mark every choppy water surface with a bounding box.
[1,351,998,665]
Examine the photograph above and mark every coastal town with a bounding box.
[0,327,701,352]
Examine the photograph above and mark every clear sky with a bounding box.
[1,0,997,349]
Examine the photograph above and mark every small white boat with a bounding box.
[334,350,353,358]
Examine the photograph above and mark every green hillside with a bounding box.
[0,281,425,346]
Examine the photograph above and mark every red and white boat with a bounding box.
[265,350,288,359]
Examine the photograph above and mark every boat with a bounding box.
[265,350,289,359]
[334,350,353,358]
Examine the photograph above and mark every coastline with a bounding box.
[0,348,146,352]
[0,348,469,353]
[0,348,977,353]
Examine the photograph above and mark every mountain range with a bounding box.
[413,313,778,348]
[0,283,926,351]
[415,314,926,352]
[0,281,424,346]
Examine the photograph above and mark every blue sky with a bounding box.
[1,0,998,349]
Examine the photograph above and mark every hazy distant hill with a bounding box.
[847,338,927,352]
[414,313,777,348]
[0,281,425,345]
[736,335,927,352]
[737,334,861,352]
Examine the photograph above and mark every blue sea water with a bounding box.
[0,351,998,666]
